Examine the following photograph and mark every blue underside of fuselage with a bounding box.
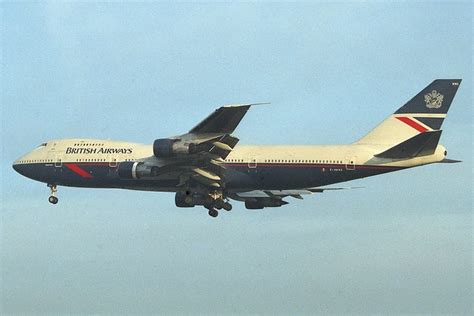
[12,162,406,192]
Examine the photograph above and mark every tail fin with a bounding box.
[356,79,461,146]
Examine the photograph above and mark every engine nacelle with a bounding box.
[118,161,159,179]
[153,138,197,158]
[245,198,288,209]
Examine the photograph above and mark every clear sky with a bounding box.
[1,1,472,314]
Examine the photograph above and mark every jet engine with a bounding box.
[245,198,288,209]
[118,161,160,179]
[153,138,197,158]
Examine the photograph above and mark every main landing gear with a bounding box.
[205,191,233,218]
[207,207,219,218]
[175,190,233,218]
[205,200,232,218]
[48,184,58,204]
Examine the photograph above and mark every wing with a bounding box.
[235,186,363,198]
[190,104,250,134]
[189,103,268,134]
[150,104,263,189]
[231,187,363,208]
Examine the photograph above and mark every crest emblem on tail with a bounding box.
[424,90,444,109]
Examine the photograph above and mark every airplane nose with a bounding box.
[12,162,22,174]
[12,162,29,177]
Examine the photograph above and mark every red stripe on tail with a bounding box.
[396,116,428,133]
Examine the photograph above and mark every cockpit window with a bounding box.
[34,143,48,150]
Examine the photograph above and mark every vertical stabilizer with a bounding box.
[355,79,461,146]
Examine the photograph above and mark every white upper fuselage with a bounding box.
[14,138,446,170]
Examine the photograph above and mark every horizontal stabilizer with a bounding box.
[439,158,462,163]
[375,130,442,159]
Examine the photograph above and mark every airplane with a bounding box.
[13,79,462,217]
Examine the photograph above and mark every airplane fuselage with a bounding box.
[12,79,461,216]
[13,138,446,193]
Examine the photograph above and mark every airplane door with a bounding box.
[109,156,118,168]
[45,143,64,175]
[248,158,257,173]
[345,156,356,170]
[53,151,64,176]
[54,154,63,168]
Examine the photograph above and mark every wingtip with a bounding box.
[222,102,270,108]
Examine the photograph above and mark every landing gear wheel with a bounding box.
[223,202,232,211]
[48,196,58,204]
[47,184,58,204]
[213,198,224,210]
[208,209,218,218]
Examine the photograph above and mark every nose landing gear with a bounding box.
[48,184,58,204]
[48,196,58,204]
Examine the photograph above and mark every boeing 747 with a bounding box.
[13,79,461,217]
